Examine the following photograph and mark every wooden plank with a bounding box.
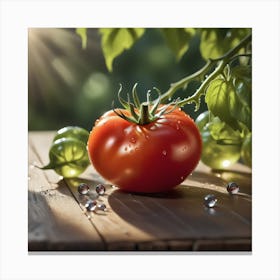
[64,177,251,250]
[107,186,251,240]
[28,133,105,251]
[28,131,252,251]
[193,238,251,251]
[64,178,155,249]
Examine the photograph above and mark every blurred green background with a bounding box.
[28,28,207,131]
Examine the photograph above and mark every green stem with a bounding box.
[160,33,252,108]
[177,60,226,108]
[160,59,214,103]
[139,102,152,125]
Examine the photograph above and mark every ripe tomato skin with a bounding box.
[87,108,202,193]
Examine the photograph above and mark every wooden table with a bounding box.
[28,131,252,251]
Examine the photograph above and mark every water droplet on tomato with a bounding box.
[130,137,136,143]
[204,194,217,208]
[180,176,185,180]
[182,146,187,152]
[145,135,150,140]
[150,125,157,131]
[176,121,182,130]
[162,150,167,156]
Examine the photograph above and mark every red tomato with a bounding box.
[87,107,202,193]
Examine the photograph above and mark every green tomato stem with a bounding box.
[139,102,152,125]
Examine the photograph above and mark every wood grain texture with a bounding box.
[28,131,252,251]
[28,133,105,251]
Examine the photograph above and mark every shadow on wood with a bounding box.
[28,188,106,251]
[107,183,251,251]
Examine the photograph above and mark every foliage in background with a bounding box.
[29,28,204,130]
[29,28,251,138]
[79,28,251,135]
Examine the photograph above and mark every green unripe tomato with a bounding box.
[195,111,210,131]
[241,133,252,167]
[53,126,89,145]
[42,137,90,178]
[195,111,241,169]
[200,129,241,170]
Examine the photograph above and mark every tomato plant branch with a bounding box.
[160,33,252,109]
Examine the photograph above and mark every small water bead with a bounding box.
[226,182,239,194]
[162,150,167,156]
[78,194,90,205]
[96,184,106,195]
[204,194,217,208]
[78,183,90,195]
[130,137,136,143]
[97,203,107,211]
[85,200,97,211]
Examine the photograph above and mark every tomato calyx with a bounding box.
[113,83,180,125]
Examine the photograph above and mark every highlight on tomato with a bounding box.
[87,84,202,193]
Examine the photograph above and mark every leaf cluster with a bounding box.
[76,28,252,134]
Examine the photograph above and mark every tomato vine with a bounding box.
[76,28,252,168]
[160,33,251,108]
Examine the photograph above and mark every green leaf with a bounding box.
[230,87,252,131]
[234,79,252,110]
[161,28,195,60]
[99,28,145,72]
[232,65,251,82]
[207,117,241,142]
[232,65,252,109]
[205,77,236,127]
[200,28,251,60]
[205,76,251,131]
[76,28,87,49]
[200,29,227,60]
